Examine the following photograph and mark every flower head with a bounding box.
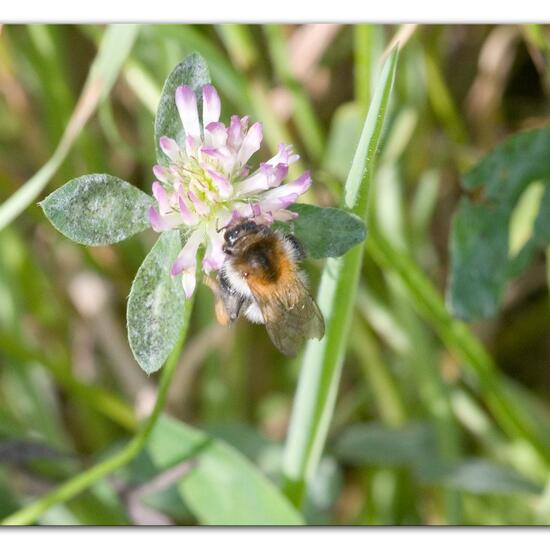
[149,84,311,297]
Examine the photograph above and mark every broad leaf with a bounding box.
[127,231,186,374]
[41,174,153,246]
[278,204,366,259]
[147,416,304,525]
[448,128,550,320]
[333,422,437,468]
[154,52,210,163]
[419,459,542,495]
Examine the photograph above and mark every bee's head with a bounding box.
[223,220,259,250]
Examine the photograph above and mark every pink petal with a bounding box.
[275,193,299,210]
[178,194,198,225]
[188,190,210,216]
[237,122,263,166]
[159,136,180,162]
[238,169,269,194]
[228,115,249,152]
[273,209,299,222]
[270,163,289,187]
[149,206,185,231]
[202,85,221,127]
[240,162,288,193]
[206,168,232,199]
[171,231,203,276]
[262,171,311,201]
[204,121,228,149]
[254,211,274,225]
[268,143,299,166]
[202,226,226,274]
[230,202,254,221]
[152,182,170,215]
[148,206,167,232]
[185,135,197,156]
[176,85,200,140]
[152,164,171,184]
[251,203,262,217]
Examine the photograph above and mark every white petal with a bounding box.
[181,270,197,298]
[159,136,181,162]
[237,122,263,166]
[204,122,228,149]
[171,230,203,276]
[262,171,311,201]
[176,85,200,140]
[202,224,226,274]
[202,84,221,127]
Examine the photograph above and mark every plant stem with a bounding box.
[1,299,193,526]
[282,49,399,508]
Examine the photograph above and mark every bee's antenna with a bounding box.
[216,220,230,234]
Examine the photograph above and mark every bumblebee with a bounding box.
[210,220,325,356]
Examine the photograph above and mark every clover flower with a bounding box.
[148,84,311,298]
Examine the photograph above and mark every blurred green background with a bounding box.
[1,23,550,525]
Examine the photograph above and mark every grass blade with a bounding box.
[282,48,399,507]
[0,24,139,231]
[367,229,550,468]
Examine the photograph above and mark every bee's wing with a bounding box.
[254,279,325,357]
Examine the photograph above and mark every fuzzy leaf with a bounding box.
[40,174,153,246]
[127,231,186,374]
[448,128,550,320]
[278,204,366,259]
[154,52,210,163]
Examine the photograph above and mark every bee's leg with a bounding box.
[204,275,231,326]
[221,291,245,324]
[204,274,244,325]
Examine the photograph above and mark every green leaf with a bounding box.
[147,416,304,525]
[277,204,366,259]
[420,459,542,496]
[40,174,153,246]
[333,424,542,496]
[127,231,186,374]
[333,422,437,468]
[448,128,550,320]
[154,52,210,164]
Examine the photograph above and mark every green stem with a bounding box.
[1,299,193,526]
[282,49,399,508]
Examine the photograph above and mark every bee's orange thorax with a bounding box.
[245,238,296,297]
